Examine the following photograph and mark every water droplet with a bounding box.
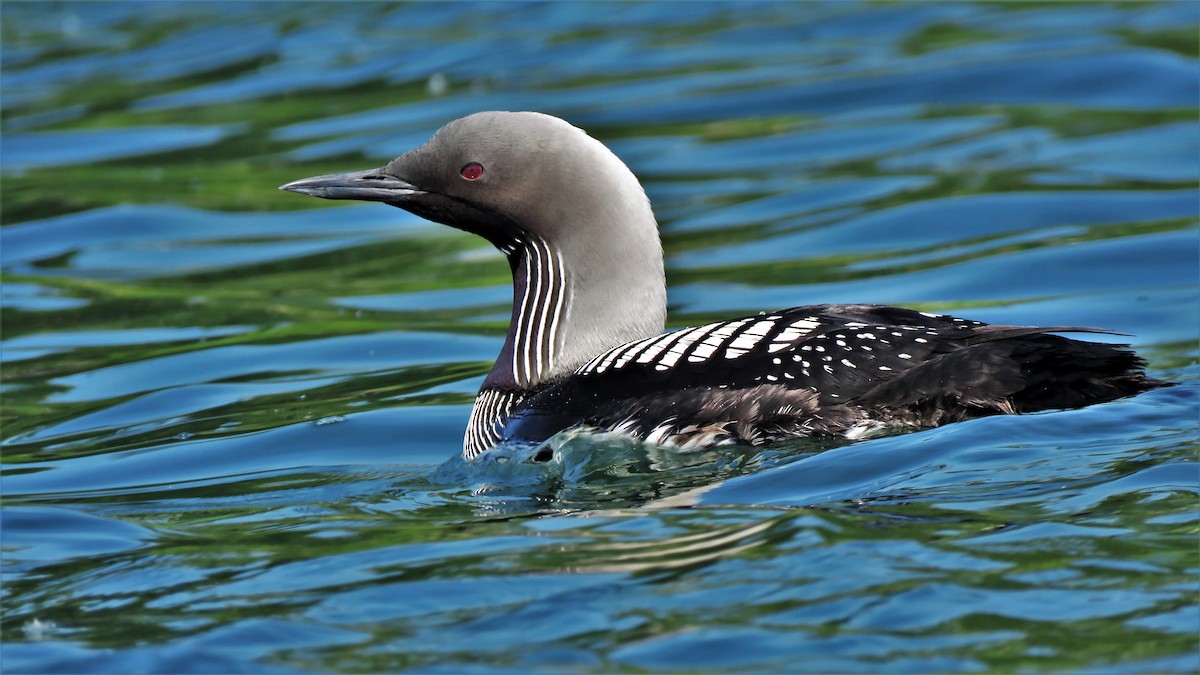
[23,618,56,641]
[427,72,449,96]
[173,432,194,441]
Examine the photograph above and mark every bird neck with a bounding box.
[482,227,667,392]
[484,235,569,391]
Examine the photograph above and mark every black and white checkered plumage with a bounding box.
[488,304,1158,457]
[282,112,1166,462]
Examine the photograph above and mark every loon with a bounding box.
[282,111,1164,461]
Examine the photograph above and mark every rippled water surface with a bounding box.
[3,2,1198,672]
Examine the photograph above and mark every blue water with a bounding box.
[2,2,1198,672]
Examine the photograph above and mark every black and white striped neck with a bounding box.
[485,234,570,390]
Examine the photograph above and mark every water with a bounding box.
[2,2,1198,672]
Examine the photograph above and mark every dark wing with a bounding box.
[499,304,1161,448]
[570,304,988,405]
[500,304,984,444]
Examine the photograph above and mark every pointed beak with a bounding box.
[279,168,422,202]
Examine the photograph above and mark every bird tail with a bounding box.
[1001,333,1169,413]
[859,330,1168,426]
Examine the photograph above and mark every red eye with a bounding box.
[460,162,484,180]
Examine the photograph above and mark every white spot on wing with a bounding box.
[660,325,714,368]
[743,319,776,337]
[728,334,762,353]
[634,332,681,365]
[688,341,719,362]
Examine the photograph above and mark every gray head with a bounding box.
[282,111,667,386]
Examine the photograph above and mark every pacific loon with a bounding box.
[282,111,1164,461]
